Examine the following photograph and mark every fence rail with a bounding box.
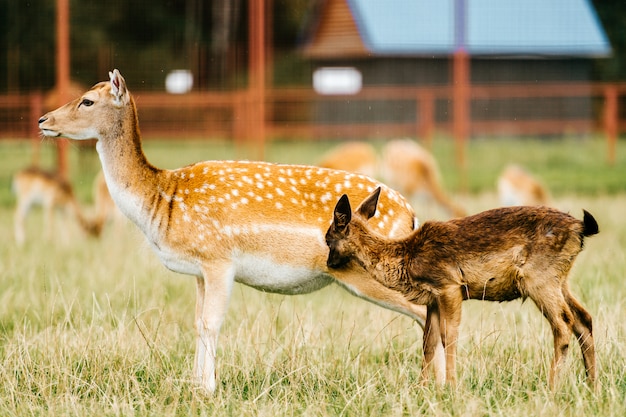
[1,83,623,160]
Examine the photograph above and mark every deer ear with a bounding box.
[109,69,129,105]
[333,194,352,230]
[355,187,381,220]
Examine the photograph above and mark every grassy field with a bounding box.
[0,137,625,416]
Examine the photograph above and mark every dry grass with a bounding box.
[0,190,625,416]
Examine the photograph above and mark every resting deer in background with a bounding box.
[317,141,379,178]
[498,164,551,207]
[381,139,465,218]
[38,70,440,393]
[12,167,102,246]
[326,188,598,389]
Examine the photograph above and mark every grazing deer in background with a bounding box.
[381,139,465,218]
[38,69,440,393]
[12,167,102,246]
[317,141,379,178]
[92,170,124,231]
[326,188,598,389]
[498,164,551,207]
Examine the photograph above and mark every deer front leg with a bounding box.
[14,200,29,246]
[194,262,234,393]
[421,304,446,385]
[438,290,463,386]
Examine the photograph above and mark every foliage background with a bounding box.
[0,0,624,92]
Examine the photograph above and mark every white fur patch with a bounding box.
[233,251,332,294]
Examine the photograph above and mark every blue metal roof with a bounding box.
[346,0,611,57]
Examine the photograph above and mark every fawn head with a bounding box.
[326,187,381,269]
[39,69,131,141]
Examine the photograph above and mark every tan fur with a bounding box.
[381,139,465,218]
[38,70,435,393]
[12,167,102,246]
[317,141,379,177]
[326,188,598,389]
[498,164,550,207]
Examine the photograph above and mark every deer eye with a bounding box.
[80,98,94,107]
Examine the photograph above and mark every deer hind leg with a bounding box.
[421,304,446,385]
[530,284,575,389]
[563,284,596,388]
[194,261,235,393]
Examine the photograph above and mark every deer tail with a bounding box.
[582,210,599,237]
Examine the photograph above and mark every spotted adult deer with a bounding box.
[381,139,465,218]
[326,188,598,388]
[498,164,550,207]
[38,70,436,393]
[12,167,102,246]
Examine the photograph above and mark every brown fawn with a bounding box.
[38,69,437,393]
[326,187,598,388]
[12,167,102,246]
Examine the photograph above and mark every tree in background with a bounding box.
[592,0,626,81]
[1,0,623,93]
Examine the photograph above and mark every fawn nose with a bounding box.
[38,116,48,125]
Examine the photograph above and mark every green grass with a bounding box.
[1,135,626,207]
[0,136,625,415]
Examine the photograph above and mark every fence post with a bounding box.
[418,91,434,149]
[604,85,618,166]
[453,49,469,191]
[55,0,70,178]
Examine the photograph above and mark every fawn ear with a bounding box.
[333,194,352,231]
[355,187,381,220]
[109,69,129,106]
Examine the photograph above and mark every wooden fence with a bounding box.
[1,82,623,163]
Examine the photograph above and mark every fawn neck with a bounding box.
[350,220,405,282]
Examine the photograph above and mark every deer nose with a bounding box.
[38,116,48,125]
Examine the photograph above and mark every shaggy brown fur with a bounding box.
[326,187,598,388]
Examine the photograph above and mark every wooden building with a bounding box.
[301,0,611,136]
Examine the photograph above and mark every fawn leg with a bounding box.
[531,286,574,389]
[439,290,463,386]
[421,304,446,385]
[563,286,596,388]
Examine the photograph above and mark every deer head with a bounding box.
[39,70,131,141]
[326,187,381,269]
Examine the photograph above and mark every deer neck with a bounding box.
[354,225,404,287]
[95,98,161,227]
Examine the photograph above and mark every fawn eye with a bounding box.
[80,98,94,107]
